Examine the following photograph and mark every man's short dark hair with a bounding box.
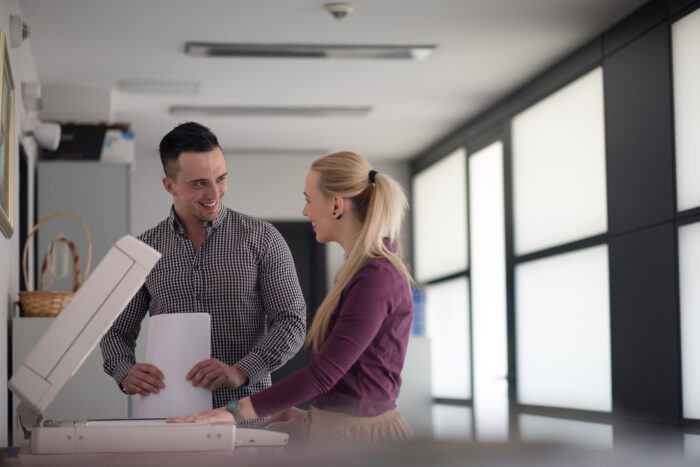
[159,122,220,179]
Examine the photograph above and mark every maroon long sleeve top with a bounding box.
[249,256,413,417]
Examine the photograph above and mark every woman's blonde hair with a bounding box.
[305,151,413,351]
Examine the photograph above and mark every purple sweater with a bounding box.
[249,256,413,417]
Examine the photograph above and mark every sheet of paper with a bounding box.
[138,313,213,418]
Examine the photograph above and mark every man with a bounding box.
[100,122,306,409]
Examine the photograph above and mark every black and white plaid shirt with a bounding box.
[100,205,306,408]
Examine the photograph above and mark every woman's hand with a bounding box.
[167,397,258,424]
[166,406,233,424]
[258,407,308,440]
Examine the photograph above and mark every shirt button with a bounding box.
[195,294,201,301]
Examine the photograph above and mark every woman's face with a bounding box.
[302,170,336,243]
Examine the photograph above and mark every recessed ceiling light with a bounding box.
[222,147,330,157]
[184,43,436,61]
[169,105,372,118]
[118,80,200,95]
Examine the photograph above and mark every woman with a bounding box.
[170,151,414,444]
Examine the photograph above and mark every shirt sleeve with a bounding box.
[249,264,388,417]
[234,223,307,386]
[99,284,150,389]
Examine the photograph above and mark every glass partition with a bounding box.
[515,244,612,412]
[425,276,471,399]
[673,7,700,211]
[413,147,468,282]
[512,68,607,255]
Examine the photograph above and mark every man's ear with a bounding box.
[163,177,175,196]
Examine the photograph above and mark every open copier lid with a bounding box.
[8,235,289,455]
[9,235,161,427]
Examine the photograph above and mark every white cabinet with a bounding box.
[396,337,433,439]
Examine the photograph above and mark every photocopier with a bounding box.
[8,235,288,459]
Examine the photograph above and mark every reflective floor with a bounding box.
[428,403,700,465]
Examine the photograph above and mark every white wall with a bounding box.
[0,0,40,446]
[41,84,114,123]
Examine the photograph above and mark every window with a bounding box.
[512,67,607,255]
[432,405,473,440]
[413,147,467,283]
[469,141,508,440]
[678,221,700,419]
[425,277,471,399]
[515,245,612,412]
[673,7,700,211]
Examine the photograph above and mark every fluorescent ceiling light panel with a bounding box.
[223,147,330,156]
[169,105,372,118]
[118,80,200,95]
[185,42,436,60]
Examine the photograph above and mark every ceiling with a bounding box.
[20,0,648,161]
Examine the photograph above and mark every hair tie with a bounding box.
[369,170,378,184]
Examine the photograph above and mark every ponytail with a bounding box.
[305,152,413,351]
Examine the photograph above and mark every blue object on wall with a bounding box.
[411,288,425,336]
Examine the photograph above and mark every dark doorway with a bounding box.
[270,221,327,392]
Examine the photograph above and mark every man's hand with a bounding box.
[186,358,248,391]
[121,363,165,396]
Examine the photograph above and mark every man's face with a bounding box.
[163,147,228,226]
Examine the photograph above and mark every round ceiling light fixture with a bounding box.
[324,3,354,21]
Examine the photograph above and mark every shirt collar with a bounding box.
[209,204,227,230]
[167,204,227,234]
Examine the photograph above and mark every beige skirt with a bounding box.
[306,406,414,445]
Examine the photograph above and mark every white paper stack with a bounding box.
[139,313,213,418]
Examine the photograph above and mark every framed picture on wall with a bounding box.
[0,27,15,238]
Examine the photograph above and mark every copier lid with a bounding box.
[9,235,161,422]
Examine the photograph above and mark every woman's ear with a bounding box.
[332,196,345,220]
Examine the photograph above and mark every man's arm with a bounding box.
[99,285,151,392]
[234,223,307,386]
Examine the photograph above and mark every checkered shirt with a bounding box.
[100,205,307,408]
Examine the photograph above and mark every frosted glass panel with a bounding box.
[432,405,473,440]
[469,142,509,441]
[413,148,467,282]
[685,434,700,460]
[678,222,700,419]
[425,277,471,399]
[673,9,700,211]
[516,245,612,411]
[512,68,607,255]
[519,415,613,449]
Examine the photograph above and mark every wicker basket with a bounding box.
[19,211,92,317]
